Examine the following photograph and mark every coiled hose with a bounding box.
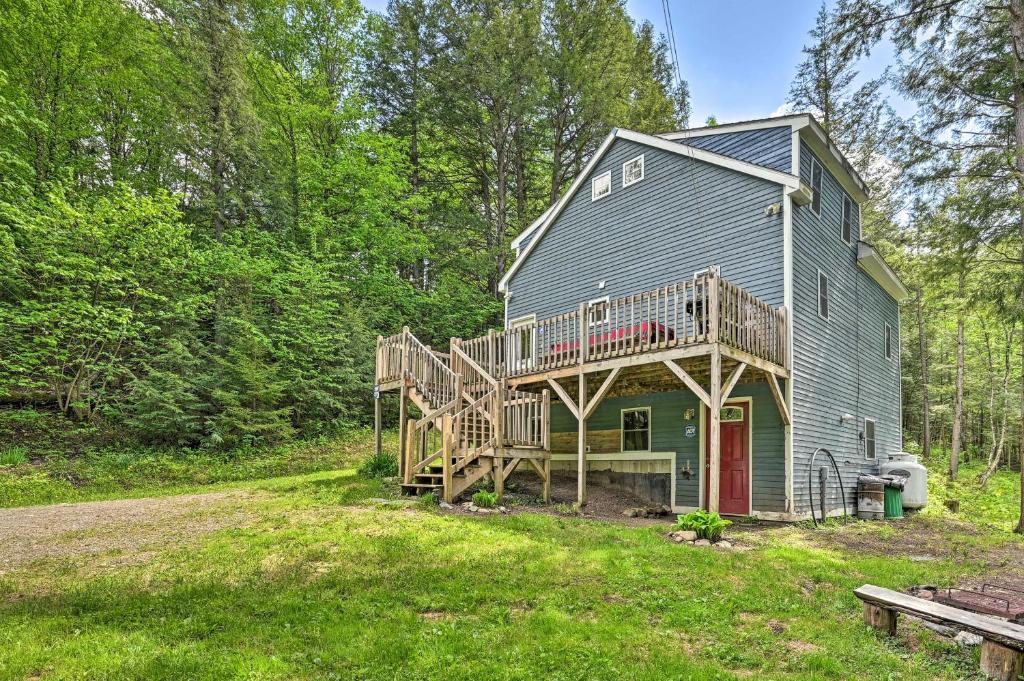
[807,447,848,527]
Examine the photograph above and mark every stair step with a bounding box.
[401,482,443,489]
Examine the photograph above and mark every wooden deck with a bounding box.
[455,272,788,386]
[374,271,791,512]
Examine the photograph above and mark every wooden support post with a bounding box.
[541,389,551,451]
[707,347,722,513]
[542,457,551,503]
[375,334,383,385]
[708,272,719,343]
[374,389,383,458]
[403,418,417,485]
[494,454,504,499]
[398,383,409,479]
[441,413,454,503]
[487,329,496,378]
[980,640,1024,681]
[577,370,588,507]
[862,603,898,637]
[494,379,505,500]
[579,302,589,364]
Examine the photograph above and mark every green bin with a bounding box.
[883,485,903,519]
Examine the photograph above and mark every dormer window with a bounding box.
[622,154,644,187]
[810,157,822,216]
[592,171,611,201]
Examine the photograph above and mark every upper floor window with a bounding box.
[592,171,611,201]
[842,195,853,244]
[810,158,823,216]
[588,296,609,326]
[622,154,645,187]
[884,323,893,360]
[864,418,877,460]
[621,407,651,451]
[817,270,829,320]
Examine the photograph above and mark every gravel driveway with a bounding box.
[0,491,255,574]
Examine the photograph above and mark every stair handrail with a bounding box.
[403,329,460,409]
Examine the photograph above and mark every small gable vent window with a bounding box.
[622,154,644,187]
[842,195,853,243]
[592,171,611,201]
[817,270,829,320]
[810,157,823,216]
[884,323,893,360]
[864,418,877,460]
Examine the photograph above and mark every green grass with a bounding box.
[0,428,395,508]
[1,465,1018,679]
[0,435,1021,678]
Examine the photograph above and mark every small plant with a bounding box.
[418,491,438,508]
[357,451,398,479]
[472,490,498,508]
[0,447,28,466]
[672,509,732,542]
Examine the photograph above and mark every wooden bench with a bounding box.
[855,584,1024,680]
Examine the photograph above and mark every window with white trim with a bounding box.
[621,407,651,452]
[884,323,893,360]
[864,418,876,460]
[842,195,853,243]
[810,157,823,216]
[592,171,611,201]
[622,154,644,187]
[817,270,829,320]
[588,296,609,326]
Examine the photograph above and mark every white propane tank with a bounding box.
[879,453,928,509]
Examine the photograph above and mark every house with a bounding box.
[375,113,909,521]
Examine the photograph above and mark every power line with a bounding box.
[660,0,684,100]
[661,1,713,269]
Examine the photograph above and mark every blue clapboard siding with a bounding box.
[506,138,785,321]
[791,141,902,514]
[548,384,787,513]
[682,126,793,173]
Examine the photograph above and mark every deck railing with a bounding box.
[459,272,787,380]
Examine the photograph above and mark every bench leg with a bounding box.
[863,603,898,636]
[980,639,1023,681]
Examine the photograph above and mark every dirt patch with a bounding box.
[487,471,674,525]
[0,491,258,574]
[785,640,820,654]
[796,515,1024,576]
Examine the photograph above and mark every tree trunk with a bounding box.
[916,288,931,459]
[949,272,965,480]
[208,0,230,243]
[1009,0,1024,533]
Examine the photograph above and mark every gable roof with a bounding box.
[498,127,804,293]
[659,113,870,203]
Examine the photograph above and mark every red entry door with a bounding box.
[704,402,750,515]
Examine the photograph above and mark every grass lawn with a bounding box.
[1,447,1022,680]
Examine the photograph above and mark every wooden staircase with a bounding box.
[380,329,551,502]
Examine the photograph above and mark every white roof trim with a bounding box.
[510,205,553,251]
[659,114,811,140]
[498,127,802,293]
[858,241,910,302]
[660,113,869,203]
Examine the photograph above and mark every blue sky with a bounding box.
[360,0,903,126]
